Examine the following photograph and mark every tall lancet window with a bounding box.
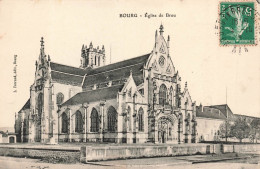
[107,106,117,132]
[138,107,144,132]
[61,112,68,133]
[75,111,83,133]
[90,108,99,132]
[159,84,167,105]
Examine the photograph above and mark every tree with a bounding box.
[249,118,260,143]
[219,119,232,142]
[230,118,250,143]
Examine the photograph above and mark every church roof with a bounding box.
[49,54,150,87]
[82,53,150,88]
[50,62,86,86]
[62,84,124,106]
[50,62,86,76]
[17,99,30,114]
[19,99,30,112]
[51,71,83,86]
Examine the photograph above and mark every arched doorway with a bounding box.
[35,93,43,142]
[9,136,15,143]
[158,115,178,143]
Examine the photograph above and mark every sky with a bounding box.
[0,0,259,128]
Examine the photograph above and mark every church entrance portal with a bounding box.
[157,115,178,143]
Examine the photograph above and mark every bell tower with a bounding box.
[80,42,106,68]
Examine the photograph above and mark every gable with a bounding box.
[145,29,175,76]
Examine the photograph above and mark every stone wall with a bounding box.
[1,144,259,163]
[80,144,214,162]
[0,146,80,162]
[223,144,260,153]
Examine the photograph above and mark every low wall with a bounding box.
[223,144,260,153]
[80,144,214,162]
[0,146,80,162]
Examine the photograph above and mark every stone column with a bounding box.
[117,93,124,143]
[86,107,90,139]
[154,120,159,144]
[127,107,133,144]
[100,102,105,142]
[83,105,88,142]
[184,103,188,143]
[21,111,25,143]
[68,109,72,142]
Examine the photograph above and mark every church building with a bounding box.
[15,25,197,144]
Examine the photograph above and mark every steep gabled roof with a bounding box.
[87,54,150,75]
[62,84,124,106]
[49,54,150,87]
[51,71,83,86]
[50,62,86,76]
[82,54,150,88]
[18,99,30,112]
[49,62,86,86]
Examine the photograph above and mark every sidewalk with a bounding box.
[86,153,259,167]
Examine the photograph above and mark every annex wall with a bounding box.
[196,117,224,142]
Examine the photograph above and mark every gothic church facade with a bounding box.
[15,25,197,144]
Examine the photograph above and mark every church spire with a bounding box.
[40,37,45,56]
[167,35,170,48]
[159,24,164,35]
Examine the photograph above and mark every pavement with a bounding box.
[85,153,259,167]
[0,153,259,169]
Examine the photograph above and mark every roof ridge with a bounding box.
[88,53,150,73]
[50,61,84,70]
[86,62,145,77]
[82,84,123,93]
[51,70,84,77]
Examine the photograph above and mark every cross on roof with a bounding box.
[40,37,44,47]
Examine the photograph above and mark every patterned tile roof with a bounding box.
[50,62,86,76]
[82,53,150,88]
[62,84,124,106]
[51,71,83,86]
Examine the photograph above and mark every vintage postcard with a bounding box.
[0,0,259,169]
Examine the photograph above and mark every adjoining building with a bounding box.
[196,104,260,143]
[15,25,197,144]
[0,131,16,144]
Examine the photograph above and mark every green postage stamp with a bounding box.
[219,1,256,46]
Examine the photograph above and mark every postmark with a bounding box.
[219,1,257,46]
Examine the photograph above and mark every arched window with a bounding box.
[159,84,167,105]
[56,92,64,105]
[75,111,83,133]
[62,112,68,133]
[169,87,173,106]
[90,108,99,132]
[98,56,100,66]
[107,106,117,132]
[138,107,144,132]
